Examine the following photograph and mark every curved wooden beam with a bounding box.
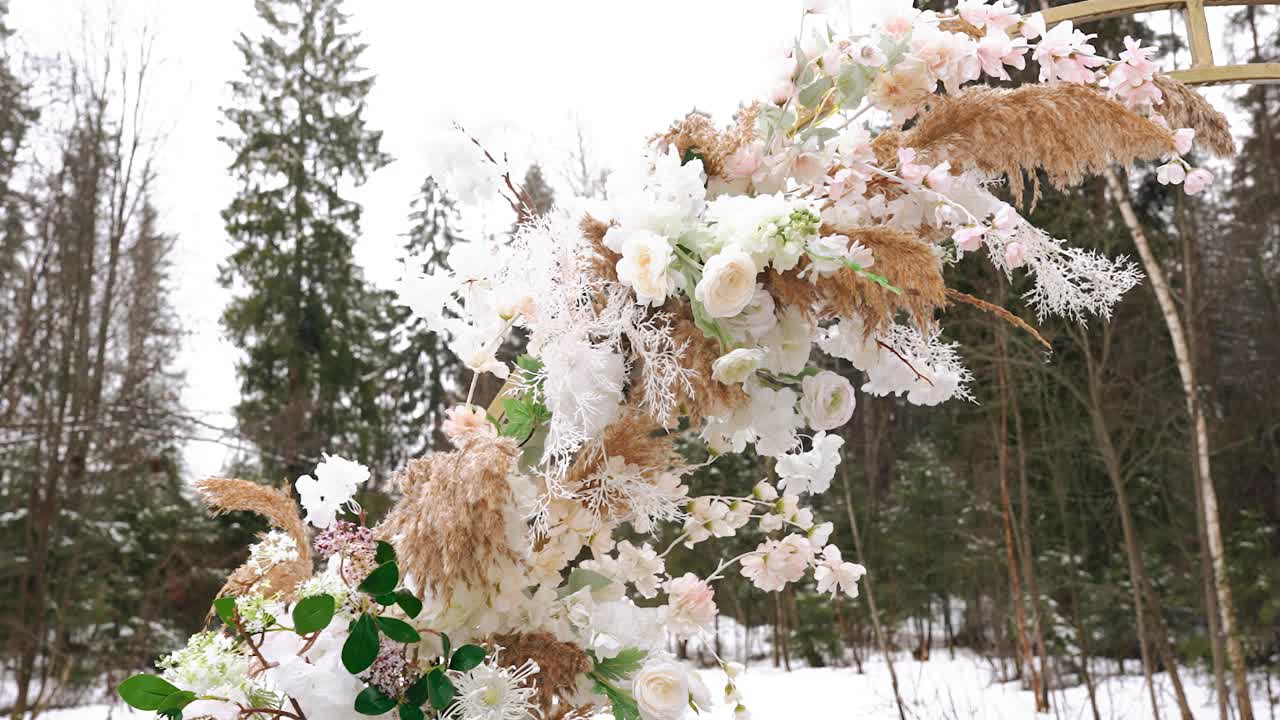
[1043,0,1273,25]
[1044,0,1280,85]
[1170,62,1280,85]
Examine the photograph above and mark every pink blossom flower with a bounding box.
[724,144,763,179]
[1157,161,1187,185]
[1004,241,1027,269]
[770,81,797,106]
[814,545,867,598]
[1020,12,1046,40]
[976,32,1028,80]
[1184,168,1213,194]
[664,573,717,636]
[925,161,954,193]
[443,404,496,444]
[993,203,1019,232]
[1174,128,1196,155]
[958,0,1020,32]
[1034,22,1105,84]
[897,148,930,185]
[740,536,810,592]
[952,226,985,252]
[857,44,888,67]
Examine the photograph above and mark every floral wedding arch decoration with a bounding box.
[117,2,1236,720]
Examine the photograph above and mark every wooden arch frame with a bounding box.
[1043,0,1280,84]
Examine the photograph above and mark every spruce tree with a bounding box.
[386,177,465,458]
[219,0,392,482]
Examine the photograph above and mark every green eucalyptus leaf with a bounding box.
[342,614,380,674]
[292,594,335,634]
[405,673,431,706]
[395,590,423,619]
[448,644,486,672]
[375,541,397,565]
[558,568,614,598]
[441,633,452,663]
[426,668,456,711]
[376,616,421,644]
[359,561,400,596]
[354,685,398,716]
[118,674,181,711]
[156,691,197,714]
[399,702,425,720]
[797,76,834,109]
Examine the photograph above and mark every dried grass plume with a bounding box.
[1153,74,1235,157]
[904,84,1177,206]
[195,477,313,600]
[378,435,523,602]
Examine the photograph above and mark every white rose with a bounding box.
[800,370,857,431]
[695,247,758,318]
[712,348,765,385]
[617,230,677,306]
[689,671,713,712]
[633,659,692,720]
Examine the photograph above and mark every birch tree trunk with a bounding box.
[1105,167,1254,720]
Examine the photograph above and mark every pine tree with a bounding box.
[385,177,465,458]
[219,0,393,482]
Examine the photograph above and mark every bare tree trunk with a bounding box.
[995,347,1043,711]
[839,454,907,720]
[1105,168,1254,720]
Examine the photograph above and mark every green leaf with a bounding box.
[591,676,641,720]
[375,541,397,565]
[681,147,705,166]
[399,702,425,720]
[359,561,400,596]
[515,354,543,375]
[292,594,335,635]
[342,613,380,674]
[395,590,423,619]
[354,685,398,716]
[797,76,834,109]
[441,633,452,663]
[374,593,398,606]
[591,648,647,682]
[448,644,486,672]
[426,668,456,711]
[118,674,181,711]
[557,568,614,598]
[212,597,237,626]
[405,673,431,706]
[376,616,421,644]
[156,691,197,714]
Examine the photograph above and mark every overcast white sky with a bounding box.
[5,0,1247,481]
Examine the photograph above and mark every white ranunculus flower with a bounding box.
[633,659,692,720]
[721,285,777,343]
[617,230,678,306]
[800,370,857,431]
[695,247,758,318]
[711,348,765,385]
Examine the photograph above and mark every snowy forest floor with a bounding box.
[17,651,1276,720]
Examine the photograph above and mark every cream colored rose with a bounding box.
[800,370,856,431]
[695,247,758,318]
[617,230,677,306]
[633,659,692,720]
[711,348,765,385]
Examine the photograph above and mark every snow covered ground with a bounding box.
[20,652,1274,720]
